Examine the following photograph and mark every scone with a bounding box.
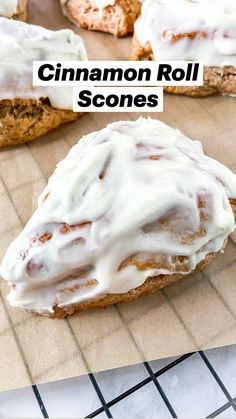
[60,0,142,37]
[0,17,87,148]
[1,118,236,318]
[0,0,27,21]
[132,0,236,97]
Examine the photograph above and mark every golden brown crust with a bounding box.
[63,0,141,37]
[165,66,236,97]
[48,251,215,318]
[131,35,153,61]
[131,35,236,97]
[14,0,27,21]
[20,201,236,318]
[0,98,84,148]
[3,0,28,21]
[34,200,236,318]
[11,199,236,318]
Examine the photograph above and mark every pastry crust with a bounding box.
[131,36,153,61]
[17,200,233,319]
[13,0,27,21]
[47,251,215,318]
[131,36,236,97]
[62,0,141,37]
[26,198,235,318]
[0,0,28,21]
[0,98,84,148]
[165,66,236,97]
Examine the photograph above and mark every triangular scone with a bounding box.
[0,17,87,148]
[60,0,141,37]
[0,0,27,21]
[132,0,236,97]
[1,118,236,318]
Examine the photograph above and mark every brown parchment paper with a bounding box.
[0,0,236,392]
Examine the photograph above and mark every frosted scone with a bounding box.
[132,0,236,97]
[1,118,236,318]
[60,0,142,37]
[0,18,87,148]
[0,0,27,21]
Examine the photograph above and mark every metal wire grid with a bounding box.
[30,349,236,419]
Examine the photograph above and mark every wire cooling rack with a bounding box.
[3,344,236,419]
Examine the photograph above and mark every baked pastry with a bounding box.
[132,0,236,97]
[0,0,27,21]
[60,0,142,37]
[0,17,87,148]
[1,118,236,318]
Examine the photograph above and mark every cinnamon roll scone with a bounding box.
[0,18,87,148]
[59,0,142,37]
[132,0,236,97]
[1,118,236,318]
[0,0,27,21]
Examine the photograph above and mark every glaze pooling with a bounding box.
[0,17,87,110]
[1,118,236,314]
[135,0,236,66]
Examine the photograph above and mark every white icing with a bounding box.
[0,17,87,110]
[59,0,115,14]
[94,0,143,11]
[60,0,142,14]
[94,0,116,11]
[1,118,236,314]
[135,0,236,67]
[0,0,17,18]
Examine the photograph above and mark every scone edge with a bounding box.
[131,35,236,97]
[63,0,141,37]
[0,98,84,148]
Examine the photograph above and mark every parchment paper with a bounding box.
[0,0,236,392]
